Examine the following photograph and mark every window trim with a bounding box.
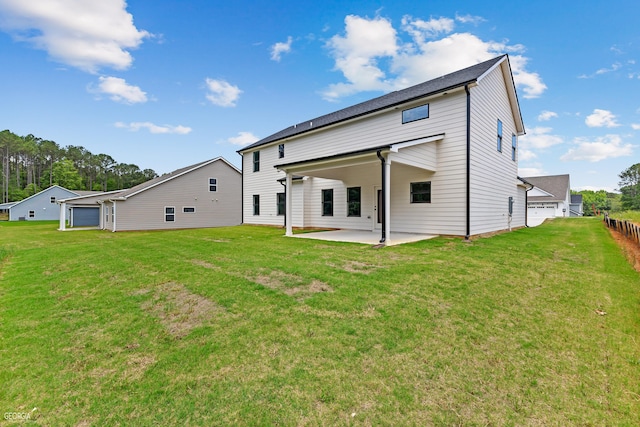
[497,119,503,153]
[347,187,361,217]
[183,206,196,213]
[253,151,260,172]
[410,181,432,204]
[209,177,217,192]
[165,206,175,222]
[276,192,285,216]
[253,194,260,216]
[402,104,429,124]
[321,189,334,216]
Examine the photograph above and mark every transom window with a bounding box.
[402,104,429,124]
[277,192,285,216]
[347,187,361,217]
[165,206,175,222]
[209,178,217,192]
[253,151,260,172]
[410,182,431,203]
[278,144,285,159]
[322,189,333,216]
[183,207,196,213]
[253,195,260,215]
[497,119,503,152]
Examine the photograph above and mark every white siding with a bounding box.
[468,65,520,235]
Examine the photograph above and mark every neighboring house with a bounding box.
[58,157,241,232]
[238,55,528,244]
[570,194,584,217]
[4,185,81,221]
[522,174,577,222]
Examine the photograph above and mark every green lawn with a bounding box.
[1,219,639,425]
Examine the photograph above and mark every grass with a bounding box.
[0,218,639,425]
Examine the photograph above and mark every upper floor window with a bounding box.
[209,178,217,192]
[410,182,431,203]
[253,151,260,172]
[278,144,285,159]
[50,196,56,203]
[322,189,333,216]
[497,119,503,152]
[347,187,361,217]
[183,207,196,213]
[402,104,429,124]
[511,134,517,161]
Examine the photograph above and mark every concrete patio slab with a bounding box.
[291,229,437,246]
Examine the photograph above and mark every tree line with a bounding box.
[572,163,640,215]
[1,129,157,203]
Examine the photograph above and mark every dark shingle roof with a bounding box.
[523,174,570,202]
[239,55,508,152]
[571,194,583,204]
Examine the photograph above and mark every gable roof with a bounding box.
[5,185,79,208]
[239,54,523,152]
[523,174,570,202]
[110,157,240,200]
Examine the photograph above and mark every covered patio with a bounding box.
[291,229,437,246]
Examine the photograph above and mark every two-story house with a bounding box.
[238,55,528,245]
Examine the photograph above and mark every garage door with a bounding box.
[71,207,100,227]
[528,202,557,219]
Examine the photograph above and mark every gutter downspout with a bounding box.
[376,150,386,244]
[464,84,471,240]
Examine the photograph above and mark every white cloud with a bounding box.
[227,131,259,146]
[322,14,546,101]
[94,76,147,104]
[270,36,292,61]
[596,62,621,75]
[0,0,150,73]
[517,149,537,161]
[519,127,564,149]
[115,122,192,134]
[560,134,633,162]
[518,166,546,177]
[585,109,620,128]
[205,78,242,107]
[537,110,558,121]
[454,14,485,25]
[632,123,640,130]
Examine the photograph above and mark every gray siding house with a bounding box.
[5,185,80,221]
[58,157,241,231]
[238,55,528,244]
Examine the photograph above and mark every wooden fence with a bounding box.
[604,214,640,246]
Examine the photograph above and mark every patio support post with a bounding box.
[384,158,391,246]
[58,202,66,231]
[285,172,293,236]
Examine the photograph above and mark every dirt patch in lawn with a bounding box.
[190,259,219,269]
[609,228,640,272]
[141,282,223,338]
[249,269,333,300]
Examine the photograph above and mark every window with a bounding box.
[497,119,503,152]
[278,144,285,159]
[105,208,109,222]
[183,207,196,213]
[322,189,333,216]
[347,187,361,217]
[410,182,431,203]
[28,210,35,218]
[511,134,517,161]
[253,151,260,172]
[402,104,429,124]
[253,195,260,215]
[50,196,56,204]
[277,192,285,216]
[165,206,175,222]
[209,178,217,192]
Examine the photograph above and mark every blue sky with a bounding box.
[0,0,638,192]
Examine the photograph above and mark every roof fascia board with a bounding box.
[275,145,392,172]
